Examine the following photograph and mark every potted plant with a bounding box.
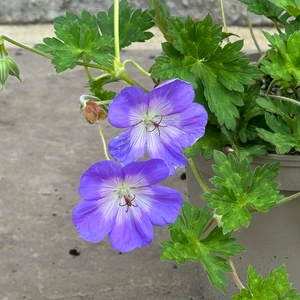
[1,0,300,298]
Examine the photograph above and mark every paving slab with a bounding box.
[0,47,210,300]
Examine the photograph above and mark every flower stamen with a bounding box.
[148,115,167,136]
[119,195,138,212]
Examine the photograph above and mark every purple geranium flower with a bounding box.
[108,79,208,175]
[72,159,183,252]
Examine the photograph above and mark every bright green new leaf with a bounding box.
[232,265,300,299]
[97,0,154,49]
[257,115,300,154]
[152,15,261,130]
[160,202,245,293]
[261,31,300,82]
[35,11,114,72]
[256,97,300,154]
[202,151,284,233]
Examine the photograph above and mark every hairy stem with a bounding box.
[227,257,245,290]
[272,191,300,207]
[1,35,53,59]
[82,55,94,81]
[118,72,149,92]
[114,0,120,62]
[203,217,215,234]
[96,122,110,160]
[123,59,151,77]
[273,20,283,34]
[79,95,112,106]
[265,78,281,96]
[247,12,262,56]
[188,158,210,193]
[260,93,300,107]
[220,0,229,43]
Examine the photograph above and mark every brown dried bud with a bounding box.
[83,101,107,124]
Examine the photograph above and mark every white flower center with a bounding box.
[142,111,165,133]
[117,184,131,198]
[116,183,137,212]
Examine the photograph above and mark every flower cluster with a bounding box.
[72,79,208,252]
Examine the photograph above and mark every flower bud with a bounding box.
[6,56,22,82]
[83,101,107,124]
[0,58,9,91]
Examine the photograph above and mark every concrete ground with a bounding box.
[0,25,273,300]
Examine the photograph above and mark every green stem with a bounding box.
[76,61,111,72]
[123,59,151,77]
[96,122,110,160]
[93,72,115,82]
[79,95,112,106]
[220,0,230,43]
[2,35,113,73]
[1,35,53,59]
[272,191,300,207]
[227,257,245,290]
[265,78,280,96]
[260,93,300,107]
[203,217,215,234]
[82,55,94,81]
[247,12,262,56]
[114,0,120,62]
[273,21,283,34]
[188,158,210,193]
[119,71,149,92]
[249,191,300,214]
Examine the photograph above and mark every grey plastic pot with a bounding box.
[186,153,300,299]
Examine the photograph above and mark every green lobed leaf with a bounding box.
[97,0,154,49]
[256,97,300,154]
[202,151,284,233]
[35,11,114,72]
[152,15,261,131]
[153,41,198,86]
[160,202,244,294]
[261,31,300,82]
[232,265,300,299]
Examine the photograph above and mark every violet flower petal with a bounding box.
[108,86,149,128]
[148,79,195,115]
[176,102,208,147]
[136,185,183,226]
[109,125,147,165]
[109,207,153,252]
[147,133,187,175]
[72,198,118,243]
[123,159,169,187]
[78,160,123,200]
